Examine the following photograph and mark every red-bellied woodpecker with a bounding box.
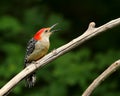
[24,24,57,87]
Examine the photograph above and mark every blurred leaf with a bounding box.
[0,16,22,35]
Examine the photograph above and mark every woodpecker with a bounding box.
[24,24,57,87]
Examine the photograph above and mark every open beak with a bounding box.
[49,23,58,32]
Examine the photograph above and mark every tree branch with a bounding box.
[82,59,120,96]
[0,18,120,96]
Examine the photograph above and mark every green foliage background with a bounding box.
[0,0,120,96]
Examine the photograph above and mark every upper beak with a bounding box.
[49,23,58,32]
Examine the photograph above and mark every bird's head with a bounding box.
[33,23,57,40]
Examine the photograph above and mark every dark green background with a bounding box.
[0,0,120,96]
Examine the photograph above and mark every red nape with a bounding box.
[33,28,46,40]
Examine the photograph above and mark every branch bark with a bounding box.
[0,18,120,96]
[82,60,120,96]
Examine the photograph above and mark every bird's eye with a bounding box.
[45,30,48,33]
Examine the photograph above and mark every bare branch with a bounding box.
[0,18,120,96]
[82,60,120,96]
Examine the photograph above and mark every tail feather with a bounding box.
[26,73,36,88]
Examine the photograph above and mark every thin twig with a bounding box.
[0,18,120,96]
[82,60,120,96]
